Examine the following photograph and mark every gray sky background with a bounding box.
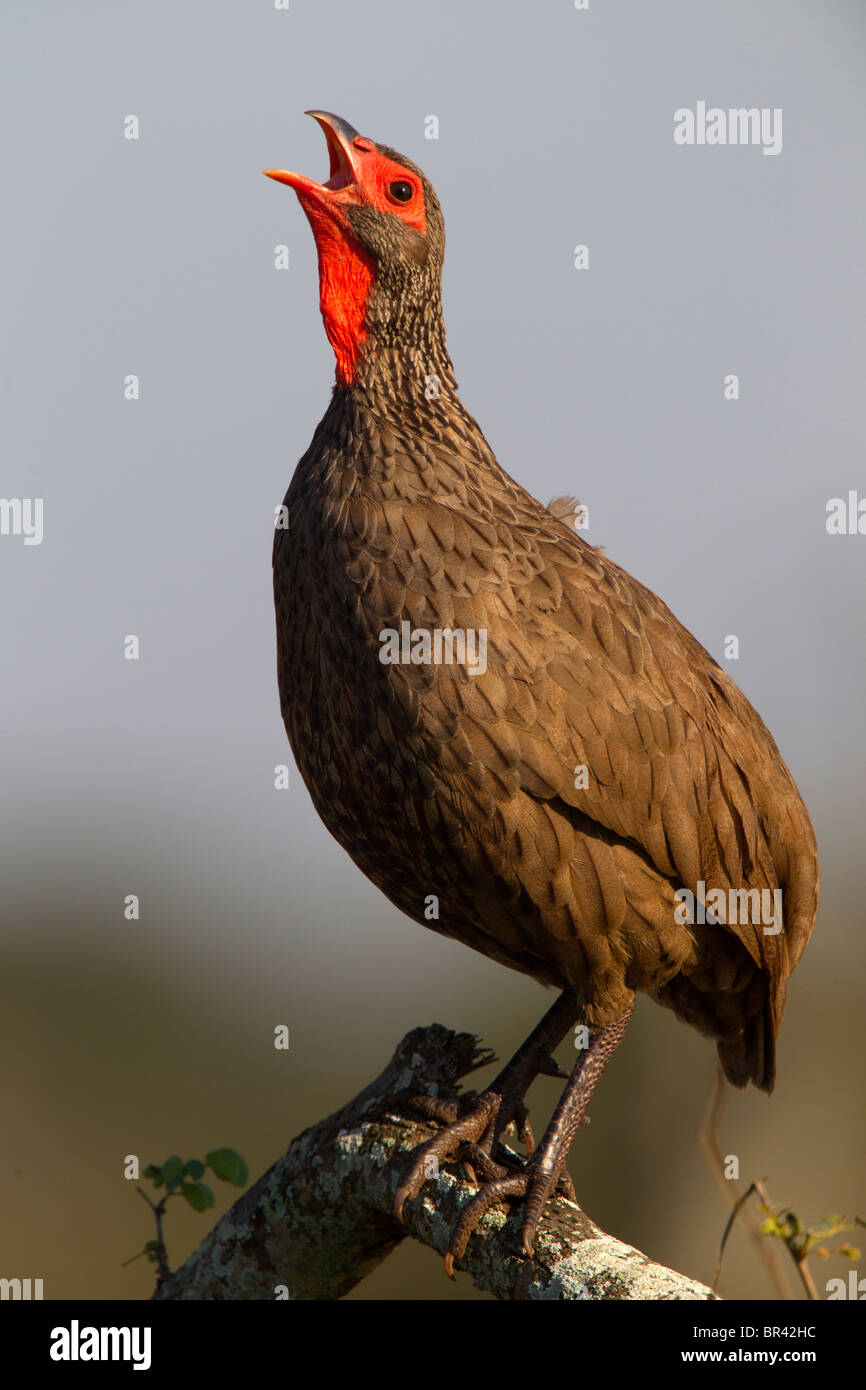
[2,0,864,1301]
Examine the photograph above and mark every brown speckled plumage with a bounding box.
[272,124,818,1104]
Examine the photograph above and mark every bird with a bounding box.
[264,112,819,1272]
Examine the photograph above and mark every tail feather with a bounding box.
[717,1002,776,1093]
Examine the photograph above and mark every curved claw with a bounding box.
[520,1163,566,1257]
[538,1055,569,1079]
[514,1102,535,1153]
[445,1158,571,1265]
[394,1093,500,1222]
[446,1174,528,1266]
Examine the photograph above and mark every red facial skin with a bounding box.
[265,130,426,386]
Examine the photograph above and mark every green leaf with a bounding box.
[806,1214,859,1246]
[143,1164,163,1187]
[206,1149,249,1186]
[183,1159,205,1179]
[161,1155,184,1189]
[181,1181,215,1213]
[840,1245,860,1261]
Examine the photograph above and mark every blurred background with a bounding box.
[1,0,864,1301]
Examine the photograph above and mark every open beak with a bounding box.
[263,111,367,200]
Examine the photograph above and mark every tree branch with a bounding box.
[152,1023,716,1301]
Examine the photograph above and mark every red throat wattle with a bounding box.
[265,111,427,387]
[295,193,376,387]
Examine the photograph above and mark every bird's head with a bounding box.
[265,111,447,390]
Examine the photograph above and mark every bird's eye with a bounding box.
[388,180,414,203]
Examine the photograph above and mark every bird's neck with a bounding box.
[319,358,496,491]
[351,338,458,416]
[343,270,458,409]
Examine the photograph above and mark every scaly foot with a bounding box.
[393,992,579,1254]
[395,999,633,1274]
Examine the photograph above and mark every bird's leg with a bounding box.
[442,1001,634,1275]
[394,990,579,1220]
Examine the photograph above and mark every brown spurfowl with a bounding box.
[264,112,819,1271]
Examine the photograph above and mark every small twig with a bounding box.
[752,1180,818,1302]
[700,1062,790,1298]
[714,1180,761,1292]
[135,1186,171,1286]
[714,1175,820,1301]
[792,1257,819,1301]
